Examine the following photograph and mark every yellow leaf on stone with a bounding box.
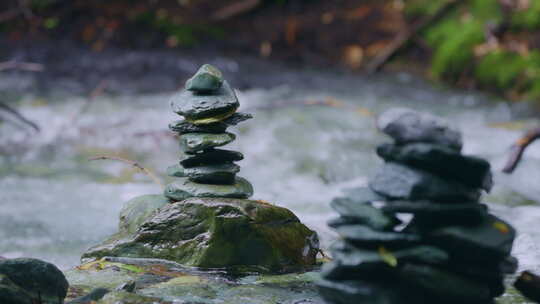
[378,246,397,267]
[493,221,510,234]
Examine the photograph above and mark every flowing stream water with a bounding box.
[1,67,539,302]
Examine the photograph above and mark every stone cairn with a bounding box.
[164,64,254,201]
[318,108,517,304]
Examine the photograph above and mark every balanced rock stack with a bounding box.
[164,64,254,201]
[318,108,517,304]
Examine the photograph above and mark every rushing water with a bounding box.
[1,68,539,290]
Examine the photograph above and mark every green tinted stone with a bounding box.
[164,177,253,201]
[169,113,252,134]
[171,81,239,121]
[329,197,396,231]
[179,132,235,153]
[180,149,244,167]
[334,224,420,246]
[167,163,240,184]
[185,64,223,92]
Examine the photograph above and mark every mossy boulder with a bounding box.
[83,198,319,272]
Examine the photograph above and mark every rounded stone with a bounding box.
[164,176,254,201]
[168,113,251,134]
[179,132,236,153]
[185,64,224,92]
[167,163,240,184]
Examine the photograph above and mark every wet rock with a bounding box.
[171,81,239,122]
[426,214,515,261]
[329,197,396,230]
[399,263,492,303]
[169,112,252,134]
[185,64,224,92]
[317,279,399,304]
[164,176,253,201]
[369,162,480,202]
[118,195,169,235]
[377,108,463,151]
[334,224,420,245]
[82,198,319,271]
[179,132,236,153]
[167,163,240,184]
[0,258,69,304]
[514,271,540,303]
[180,149,244,167]
[376,142,492,191]
[66,287,109,304]
[381,201,488,226]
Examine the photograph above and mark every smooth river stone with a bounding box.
[167,163,240,184]
[179,132,236,153]
[376,142,492,191]
[164,177,253,201]
[169,112,253,134]
[171,81,239,122]
[399,263,492,303]
[180,149,244,167]
[322,241,448,280]
[377,108,463,151]
[185,64,223,92]
[381,201,487,225]
[334,224,420,246]
[425,214,515,261]
[329,197,396,231]
[369,162,481,203]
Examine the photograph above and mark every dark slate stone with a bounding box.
[168,163,240,185]
[377,108,463,151]
[399,263,492,303]
[169,112,253,134]
[180,149,244,167]
[0,274,32,304]
[317,279,399,304]
[381,201,488,226]
[334,224,420,246]
[376,142,493,191]
[171,81,239,122]
[426,214,516,261]
[329,197,397,231]
[514,271,540,303]
[369,162,481,203]
[179,132,236,153]
[185,64,224,92]
[0,258,68,304]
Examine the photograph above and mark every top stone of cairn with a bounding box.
[377,107,463,151]
[186,64,224,92]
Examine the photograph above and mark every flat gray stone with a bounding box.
[334,224,420,245]
[166,163,240,184]
[377,108,462,151]
[329,197,396,231]
[171,81,239,122]
[164,177,253,201]
[169,112,253,134]
[369,162,480,203]
[179,132,236,153]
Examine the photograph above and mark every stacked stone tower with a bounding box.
[164,64,254,201]
[318,108,517,304]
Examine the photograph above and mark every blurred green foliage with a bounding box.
[407,0,540,102]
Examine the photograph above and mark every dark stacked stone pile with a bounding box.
[318,108,517,304]
[164,64,254,201]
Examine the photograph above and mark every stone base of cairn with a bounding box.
[317,108,517,304]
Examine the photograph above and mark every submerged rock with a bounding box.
[82,198,319,271]
[0,258,69,304]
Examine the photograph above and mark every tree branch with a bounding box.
[88,155,163,189]
[0,101,40,132]
[503,127,540,174]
